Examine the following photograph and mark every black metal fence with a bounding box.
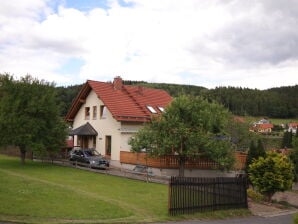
[168,176,248,215]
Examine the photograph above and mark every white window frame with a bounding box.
[146,105,157,114]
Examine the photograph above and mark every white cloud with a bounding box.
[0,0,297,89]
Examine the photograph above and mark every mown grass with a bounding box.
[0,155,250,223]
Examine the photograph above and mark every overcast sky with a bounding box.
[1,0,297,89]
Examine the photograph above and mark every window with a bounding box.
[100,105,107,119]
[146,105,157,114]
[85,107,90,120]
[93,136,96,148]
[105,136,111,156]
[92,106,97,119]
[158,106,165,112]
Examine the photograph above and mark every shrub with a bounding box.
[294,213,298,224]
[249,152,294,202]
[247,188,265,202]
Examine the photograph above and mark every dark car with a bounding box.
[69,148,109,169]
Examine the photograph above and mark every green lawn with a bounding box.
[0,155,250,223]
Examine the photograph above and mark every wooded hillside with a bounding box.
[57,81,298,119]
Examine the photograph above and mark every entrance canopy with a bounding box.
[69,122,98,136]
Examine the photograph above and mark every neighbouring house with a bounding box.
[65,76,172,167]
[250,123,274,133]
[288,122,298,134]
[250,118,274,133]
[61,136,74,159]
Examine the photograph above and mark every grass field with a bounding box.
[0,155,250,223]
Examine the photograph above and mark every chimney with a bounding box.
[113,76,123,90]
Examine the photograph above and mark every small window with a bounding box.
[146,105,157,114]
[158,106,165,112]
[100,105,107,119]
[105,135,111,156]
[85,107,90,120]
[92,106,97,119]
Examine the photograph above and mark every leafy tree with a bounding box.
[226,117,254,151]
[290,131,298,181]
[256,139,266,158]
[129,95,235,177]
[55,84,82,116]
[249,152,294,202]
[0,74,68,164]
[245,139,266,173]
[281,131,293,148]
[245,141,257,173]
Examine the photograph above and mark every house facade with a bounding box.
[250,118,274,133]
[65,76,172,166]
[288,122,298,134]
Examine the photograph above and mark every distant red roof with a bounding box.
[65,77,172,122]
[256,123,274,129]
[288,123,298,128]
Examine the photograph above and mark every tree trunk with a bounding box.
[178,156,185,177]
[265,192,274,203]
[19,145,26,165]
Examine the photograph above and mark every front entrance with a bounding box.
[78,136,96,149]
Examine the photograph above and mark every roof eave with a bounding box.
[65,82,92,121]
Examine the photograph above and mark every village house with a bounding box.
[65,76,172,167]
[249,118,274,133]
[288,122,298,134]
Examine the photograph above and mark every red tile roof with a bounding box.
[256,123,274,129]
[288,123,298,128]
[65,77,172,122]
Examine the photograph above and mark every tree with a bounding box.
[256,139,266,158]
[226,117,254,151]
[0,74,68,164]
[281,131,293,148]
[129,95,235,177]
[249,152,294,202]
[245,141,257,173]
[245,139,266,173]
[289,131,298,181]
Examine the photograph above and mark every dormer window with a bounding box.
[158,106,165,112]
[146,105,157,114]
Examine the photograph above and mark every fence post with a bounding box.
[168,176,172,215]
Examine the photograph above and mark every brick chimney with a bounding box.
[113,76,123,90]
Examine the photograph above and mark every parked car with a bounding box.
[69,147,109,169]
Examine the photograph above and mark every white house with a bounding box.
[288,122,298,134]
[65,76,172,167]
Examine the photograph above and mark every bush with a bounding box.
[249,152,294,202]
[247,188,265,202]
[294,213,298,224]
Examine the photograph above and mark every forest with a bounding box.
[56,81,298,119]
